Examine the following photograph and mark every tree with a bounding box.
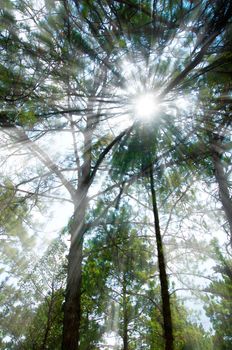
[0,180,33,274]
[0,234,66,350]
[1,2,127,348]
[0,180,36,348]
[88,204,155,349]
[75,201,213,350]
[204,246,232,349]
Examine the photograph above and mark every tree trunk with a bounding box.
[122,273,129,350]
[149,166,174,350]
[212,142,232,246]
[61,227,83,350]
[62,100,93,349]
[62,194,87,350]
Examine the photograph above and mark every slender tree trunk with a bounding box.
[212,142,232,246]
[211,134,232,246]
[149,165,174,350]
[122,273,129,350]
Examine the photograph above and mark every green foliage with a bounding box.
[0,180,33,275]
[0,284,34,350]
[20,289,64,350]
[204,247,232,350]
[80,249,111,348]
[18,110,36,126]
[0,235,67,350]
[111,124,157,179]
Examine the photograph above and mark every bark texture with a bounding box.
[61,197,86,350]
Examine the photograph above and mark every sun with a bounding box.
[133,92,160,120]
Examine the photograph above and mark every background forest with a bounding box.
[0,0,231,349]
